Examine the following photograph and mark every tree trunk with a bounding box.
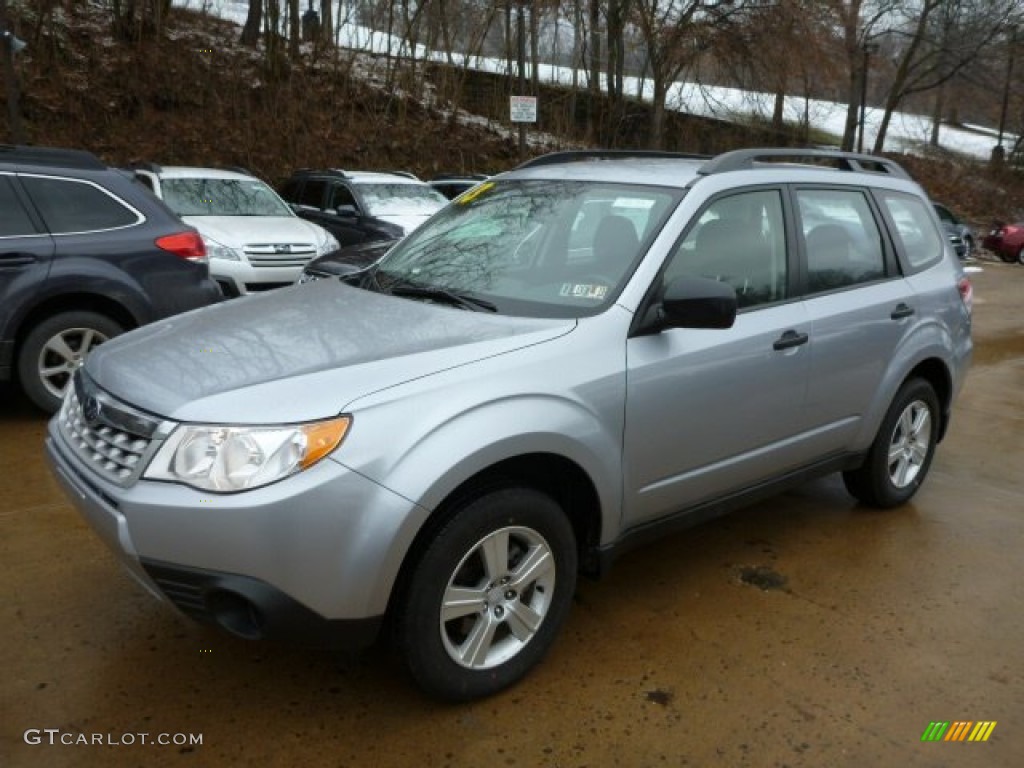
[529,0,539,93]
[240,0,261,46]
[929,82,945,146]
[649,76,667,149]
[288,0,300,60]
[320,0,333,47]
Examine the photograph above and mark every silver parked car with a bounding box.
[47,149,973,701]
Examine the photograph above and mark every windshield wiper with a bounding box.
[388,279,497,312]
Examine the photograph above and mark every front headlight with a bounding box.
[144,416,351,492]
[317,232,340,256]
[205,236,244,261]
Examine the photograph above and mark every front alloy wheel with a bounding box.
[398,488,577,701]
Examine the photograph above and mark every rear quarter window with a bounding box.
[20,175,142,234]
[0,176,38,237]
[877,191,943,270]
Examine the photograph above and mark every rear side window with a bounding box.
[878,191,943,269]
[328,183,356,209]
[796,189,885,293]
[297,179,326,208]
[0,176,38,237]
[20,176,141,234]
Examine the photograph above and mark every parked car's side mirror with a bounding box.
[660,277,737,330]
[336,204,358,217]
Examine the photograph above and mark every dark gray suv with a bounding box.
[47,148,972,700]
[1,145,221,412]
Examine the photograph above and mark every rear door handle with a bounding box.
[890,303,915,320]
[773,330,809,351]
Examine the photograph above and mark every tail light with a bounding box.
[957,276,973,316]
[156,232,207,262]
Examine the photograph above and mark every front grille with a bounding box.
[149,574,211,621]
[244,243,317,268]
[57,375,172,487]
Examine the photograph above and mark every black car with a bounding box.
[0,145,221,412]
[298,238,398,283]
[279,169,447,248]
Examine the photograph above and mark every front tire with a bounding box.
[843,378,940,508]
[397,487,577,701]
[1017,246,1024,266]
[17,311,123,413]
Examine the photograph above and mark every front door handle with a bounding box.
[890,303,915,320]
[0,252,37,267]
[773,330,809,351]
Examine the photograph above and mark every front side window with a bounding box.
[879,191,944,269]
[661,189,787,309]
[374,180,681,318]
[796,189,885,293]
[0,176,38,237]
[161,178,292,217]
[20,176,141,234]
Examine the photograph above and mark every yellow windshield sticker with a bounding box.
[457,181,496,205]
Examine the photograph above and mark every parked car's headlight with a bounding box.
[317,233,340,256]
[144,417,351,492]
[205,236,244,261]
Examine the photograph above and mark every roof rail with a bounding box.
[128,161,163,174]
[1,144,107,170]
[517,150,711,170]
[290,168,350,179]
[698,148,911,179]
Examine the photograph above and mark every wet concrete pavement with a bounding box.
[2,261,1022,767]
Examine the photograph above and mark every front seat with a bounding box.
[591,215,640,280]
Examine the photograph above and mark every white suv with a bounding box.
[133,166,339,296]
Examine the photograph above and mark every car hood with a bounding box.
[182,215,328,247]
[85,281,575,423]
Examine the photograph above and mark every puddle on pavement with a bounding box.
[736,565,788,591]
[971,331,1024,366]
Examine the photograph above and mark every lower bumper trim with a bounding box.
[140,559,383,651]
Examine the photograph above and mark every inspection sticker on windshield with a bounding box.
[560,283,608,300]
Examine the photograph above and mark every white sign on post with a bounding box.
[510,96,538,123]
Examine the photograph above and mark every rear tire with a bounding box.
[1017,247,1024,266]
[396,487,577,701]
[843,378,940,508]
[17,311,123,413]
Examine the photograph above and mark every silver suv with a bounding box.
[46,149,973,701]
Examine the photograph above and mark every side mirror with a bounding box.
[660,277,737,330]
[335,204,358,217]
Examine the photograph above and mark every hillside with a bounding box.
[5,5,1023,225]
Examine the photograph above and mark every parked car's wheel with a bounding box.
[997,249,1016,263]
[962,235,973,259]
[396,487,577,701]
[843,378,939,508]
[17,311,123,413]
[1017,246,1024,265]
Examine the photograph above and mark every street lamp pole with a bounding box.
[857,42,873,154]
[516,1,527,160]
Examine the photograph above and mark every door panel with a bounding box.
[624,302,811,524]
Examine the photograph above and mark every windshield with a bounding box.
[161,178,292,217]
[357,183,448,217]
[373,179,681,318]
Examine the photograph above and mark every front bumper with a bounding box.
[46,419,421,649]
[208,259,305,297]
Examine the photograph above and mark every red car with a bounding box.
[982,221,1024,264]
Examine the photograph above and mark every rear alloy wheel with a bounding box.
[843,378,940,508]
[17,311,123,413]
[1017,247,1024,266]
[397,487,577,701]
